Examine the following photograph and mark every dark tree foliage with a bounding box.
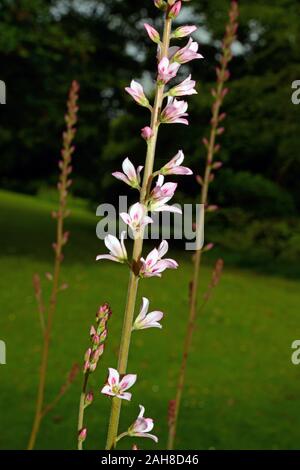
[0,0,299,215]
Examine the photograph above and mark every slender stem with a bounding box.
[27,81,79,450]
[167,33,234,452]
[27,223,64,450]
[77,373,89,450]
[105,16,172,451]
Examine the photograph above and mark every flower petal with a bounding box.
[120,373,137,391]
[107,367,119,387]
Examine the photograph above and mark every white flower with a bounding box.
[132,297,164,330]
[120,203,153,236]
[101,368,137,401]
[96,231,127,263]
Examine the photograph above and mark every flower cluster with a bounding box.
[83,303,112,374]
[98,0,200,449]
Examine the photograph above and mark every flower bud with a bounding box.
[84,391,94,407]
[78,428,87,443]
[141,126,154,140]
[172,25,197,39]
[168,1,181,19]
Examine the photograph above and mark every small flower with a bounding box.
[144,23,160,44]
[172,25,197,38]
[140,240,178,278]
[120,203,153,236]
[169,38,203,64]
[160,150,193,175]
[112,157,143,189]
[141,126,154,140]
[78,428,87,443]
[168,75,197,97]
[168,1,182,19]
[128,405,158,442]
[157,57,180,84]
[149,175,181,213]
[101,368,137,401]
[160,97,189,125]
[96,232,127,264]
[125,80,150,108]
[132,297,164,330]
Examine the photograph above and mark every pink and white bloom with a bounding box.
[128,405,158,442]
[149,175,181,213]
[140,240,178,278]
[125,80,150,108]
[112,157,143,189]
[160,150,193,175]
[132,297,164,330]
[173,25,197,38]
[120,203,153,236]
[169,75,197,97]
[157,57,180,84]
[169,38,203,64]
[160,97,189,125]
[96,231,127,263]
[144,23,160,44]
[101,368,137,401]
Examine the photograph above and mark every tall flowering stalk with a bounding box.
[27,81,80,450]
[96,0,201,450]
[167,1,239,450]
[77,303,112,450]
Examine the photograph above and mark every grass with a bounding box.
[0,189,300,450]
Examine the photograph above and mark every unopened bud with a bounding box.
[168,1,182,19]
[141,126,154,141]
[78,428,87,443]
[84,391,94,407]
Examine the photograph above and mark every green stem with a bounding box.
[105,15,172,451]
[77,373,89,450]
[167,63,226,453]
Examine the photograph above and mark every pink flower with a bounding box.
[132,297,164,330]
[173,25,197,38]
[141,126,154,140]
[101,368,137,401]
[128,405,158,442]
[140,240,178,278]
[169,75,197,97]
[144,23,160,44]
[149,175,181,213]
[160,150,193,175]
[125,80,150,108]
[157,57,180,84]
[112,157,143,189]
[96,232,127,263]
[169,38,203,64]
[120,203,153,236]
[160,97,189,125]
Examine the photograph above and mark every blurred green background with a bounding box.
[0,0,300,450]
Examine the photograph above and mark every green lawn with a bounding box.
[0,189,300,450]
